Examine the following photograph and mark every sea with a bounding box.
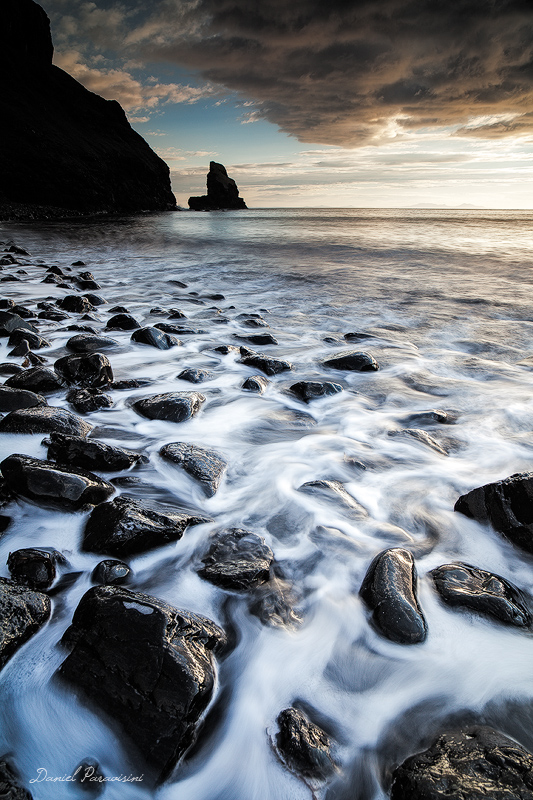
[1,208,533,799]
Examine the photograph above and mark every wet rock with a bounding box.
[0,454,115,511]
[177,368,211,384]
[344,331,375,342]
[77,280,101,291]
[7,339,30,358]
[275,707,335,781]
[0,406,93,436]
[0,310,37,334]
[235,333,278,346]
[91,560,131,586]
[10,305,34,319]
[0,275,21,283]
[73,758,105,795]
[390,726,533,800]
[132,391,205,424]
[198,528,273,591]
[430,563,530,628]
[0,386,46,412]
[167,309,187,319]
[242,375,269,394]
[57,295,94,314]
[0,577,51,669]
[239,347,292,376]
[241,317,269,328]
[360,548,427,644]
[322,350,379,371]
[155,322,197,335]
[54,353,113,388]
[82,495,210,557]
[388,428,448,456]
[105,314,140,331]
[38,309,70,321]
[131,327,181,350]
[454,472,533,554]
[23,351,47,368]
[8,329,50,349]
[0,363,24,375]
[212,344,239,354]
[83,294,106,306]
[64,325,97,334]
[58,585,226,779]
[7,548,60,591]
[403,409,452,426]
[298,479,368,519]
[160,442,226,496]
[109,378,151,391]
[289,381,343,403]
[44,432,144,472]
[249,576,301,629]
[66,388,113,414]
[0,759,33,799]
[66,334,118,353]
[5,366,64,394]
[0,299,15,309]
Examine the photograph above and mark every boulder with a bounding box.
[66,334,119,353]
[359,548,427,644]
[0,386,46,412]
[0,310,37,334]
[288,381,343,403]
[242,375,269,394]
[0,453,115,510]
[7,548,60,591]
[131,327,180,350]
[105,314,140,331]
[454,472,533,554]
[5,366,64,394]
[44,432,144,472]
[66,388,113,413]
[160,442,226,496]
[0,576,51,670]
[91,560,131,586]
[430,563,530,628]
[390,726,533,800]
[8,329,50,349]
[58,585,225,778]
[177,368,211,384]
[198,528,273,591]
[132,391,205,423]
[188,161,247,211]
[322,350,379,371]
[0,406,93,436]
[57,295,94,314]
[239,347,292,376]
[83,294,106,306]
[54,353,113,388]
[0,760,33,799]
[275,707,335,781]
[82,495,210,557]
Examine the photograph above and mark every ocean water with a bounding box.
[1,208,533,799]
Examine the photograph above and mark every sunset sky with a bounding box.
[44,0,533,208]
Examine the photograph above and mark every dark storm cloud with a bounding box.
[47,0,533,146]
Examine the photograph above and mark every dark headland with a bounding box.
[0,0,177,220]
[189,162,247,211]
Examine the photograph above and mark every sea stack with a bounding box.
[0,0,177,219]
[188,162,247,210]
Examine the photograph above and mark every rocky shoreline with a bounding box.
[0,237,533,798]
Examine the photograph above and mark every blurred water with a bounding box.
[1,209,533,800]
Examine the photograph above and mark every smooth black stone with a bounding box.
[76,280,101,291]
[390,726,533,800]
[132,391,205,423]
[276,707,335,781]
[54,353,113,388]
[0,760,33,799]
[45,432,144,472]
[78,271,95,281]
[298,479,368,518]
[109,306,129,314]
[131,327,181,350]
[41,274,62,285]
[66,334,119,353]
[0,386,46,411]
[198,528,273,591]
[91,560,131,586]
[242,375,269,394]
[71,261,86,267]
[212,344,239,354]
[66,388,113,413]
[235,333,278,346]
[8,328,50,349]
[0,577,51,670]
[150,307,167,315]
[239,347,292,376]
[0,310,37,334]
[454,472,533,554]
[168,279,188,288]
[83,294,106,306]
[47,266,64,275]
[57,295,94,314]
[74,758,105,795]
[64,325,98,334]
[105,314,140,331]
[109,379,151,390]
[59,585,225,779]
[25,352,48,367]
[10,305,33,319]
[38,310,70,321]
[0,363,24,375]
[82,495,210,557]
[7,548,59,591]
[7,339,30,357]
[360,548,427,644]
[403,409,451,426]
[0,275,21,282]
[0,405,93,435]
[343,331,375,341]
[240,318,269,328]
[0,299,15,308]
[0,454,114,510]
[167,309,186,319]
[160,442,226,496]
[288,381,343,403]
[430,562,531,628]
[154,322,195,335]
[322,350,379,371]
[177,368,211,384]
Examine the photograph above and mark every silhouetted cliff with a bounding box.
[0,0,177,219]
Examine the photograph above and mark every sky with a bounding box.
[43,0,533,208]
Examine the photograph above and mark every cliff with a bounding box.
[189,162,247,211]
[0,0,177,219]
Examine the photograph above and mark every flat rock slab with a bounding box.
[82,495,210,557]
[54,353,113,388]
[0,406,93,436]
[289,381,343,403]
[0,577,51,670]
[66,334,119,353]
[133,392,205,423]
[198,528,273,591]
[390,726,533,800]
[45,432,144,472]
[298,479,368,519]
[275,707,335,782]
[360,548,427,644]
[430,562,530,628]
[160,442,226,496]
[0,386,46,412]
[0,454,115,511]
[58,585,226,779]
[131,327,180,350]
[322,350,379,371]
[238,347,292,376]
[5,367,64,394]
[455,472,533,554]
